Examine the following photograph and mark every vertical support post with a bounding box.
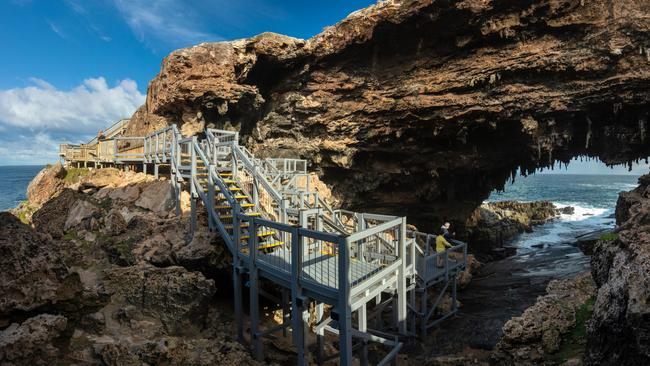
[290,227,305,366]
[357,213,365,262]
[337,235,352,366]
[162,130,167,163]
[359,304,369,366]
[397,217,408,334]
[316,302,324,365]
[299,210,309,258]
[154,164,159,179]
[233,208,243,343]
[282,289,290,338]
[248,218,262,360]
[452,275,458,313]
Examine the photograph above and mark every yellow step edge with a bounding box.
[240,231,276,240]
[203,187,242,192]
[215,195,250,200]
[220,212,262,219]
[258,241,284,250]
[215,203,255,209]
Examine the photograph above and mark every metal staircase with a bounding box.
[60,123,468,366]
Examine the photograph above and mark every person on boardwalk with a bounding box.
[435,233,453,267]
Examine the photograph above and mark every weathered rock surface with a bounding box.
[26,163,66,207]
[492,272,596,365]
[124,0,650,228]
[0,212,80,320]
[586,172,650,365]
[64,199,100,231]
[97,337,259,366]
[135,180,175,217]
[105,264,216,335]
[0,314,68,365]
[465,200,565,260]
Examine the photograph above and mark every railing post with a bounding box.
[190,137,197,234]
[233,206,243,343]
[397,217,408,335]
[207,165,215,231]
[248,218,262,360]
[337,235,352,366]
[290,226,305,366]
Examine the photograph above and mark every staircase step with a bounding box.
[203,187,242,192]
[224,223,249,229]
[241,231,276,240]
[216,203,255,209]
[220,212,262,219]
[258,241,284,250]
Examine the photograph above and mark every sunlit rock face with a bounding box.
[126,0,650,228]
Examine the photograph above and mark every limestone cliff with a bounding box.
[125,0,650,228]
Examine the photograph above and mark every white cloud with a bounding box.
[47,20,67,39]
[0,77,145,134]
[111,0,223,48]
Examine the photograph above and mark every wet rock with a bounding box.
[0,212,81,317]
[492,272,596,365]
[465,201,561,260]
[64,199,100,231]
[0,314,68,366]
[104,264,216,335]
[135,181,175,217]
[586,173,650,365]
[27,163,66,207]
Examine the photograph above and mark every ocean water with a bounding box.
[0,165,45,211]
[488,173,642,267]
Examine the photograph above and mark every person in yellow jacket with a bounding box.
[435,234,453,267]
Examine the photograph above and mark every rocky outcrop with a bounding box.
[465,200,567,260]
[0,212,81,322]
[26,163,66,207]
[586,172,650,365]
[0,314,68,365]
[105,264,216,335]
[124,0,650,228]
[3,166,255,365]
[492,272,596,365]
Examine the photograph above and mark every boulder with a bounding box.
[0,212,81,318]
[32,189,84,239]
[27,163,66,207]
[135,181,175,217]
[492,272,596,365]
[103,209,127,236]
[64,199,100,231]
[0,314,68,366]
[104,264,216,335]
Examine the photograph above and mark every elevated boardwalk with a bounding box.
[60,124,468,365]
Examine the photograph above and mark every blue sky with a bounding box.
[0,0,647,175]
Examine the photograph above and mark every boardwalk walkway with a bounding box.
[60,124,468,365]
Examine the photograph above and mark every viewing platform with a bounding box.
[59,123,468,365]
